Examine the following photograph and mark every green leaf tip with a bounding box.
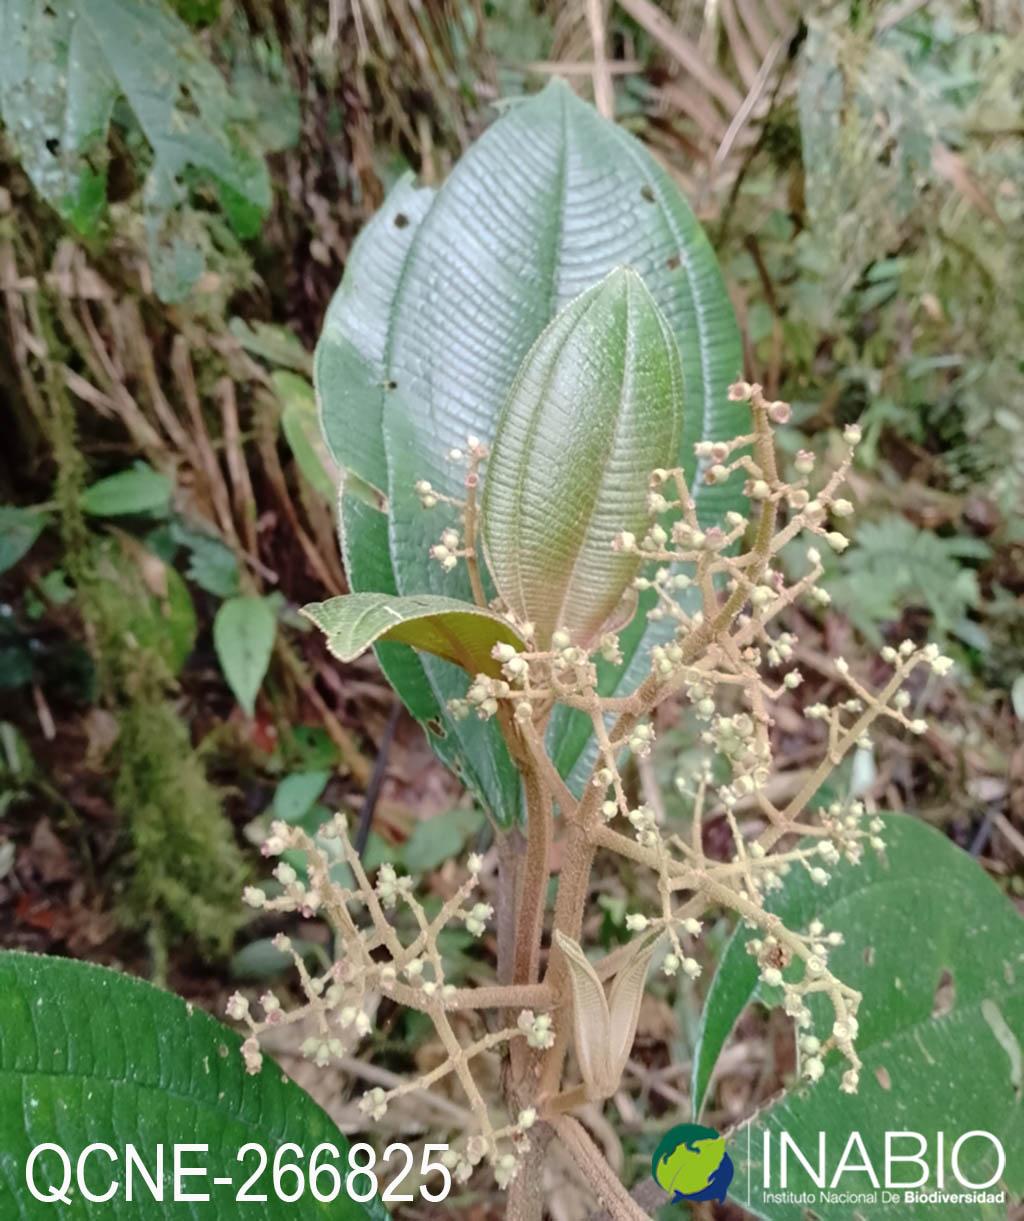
[481,266,684,649]
[302,592,525,678]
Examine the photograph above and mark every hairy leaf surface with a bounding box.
[315,79,746,818]
[482,268,683,648]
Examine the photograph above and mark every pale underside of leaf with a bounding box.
[555,928,660,1099]
[482,267,683,648]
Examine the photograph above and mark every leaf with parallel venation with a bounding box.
[302,592,525,679]
[482,268,682,649]
[315,79,746,819]
[555,929,660,1100]
[316,173,435,495]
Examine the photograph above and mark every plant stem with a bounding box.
[512,764,552,986]
[553,1115,650,1221]
[507,1124,553,1221]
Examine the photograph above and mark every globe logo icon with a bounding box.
[651,1123,735,1204]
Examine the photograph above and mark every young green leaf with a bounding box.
[0,952,386,1219]
[302,592,525,678]
[80,464,172,517]
[481,267,683,648]
[213,595,276,717]
[693,815,1024,1217]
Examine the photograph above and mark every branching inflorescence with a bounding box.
[231,382,952,1216]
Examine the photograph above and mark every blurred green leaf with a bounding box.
[80,465,172,517]
[273,770,330,823]
[402,808,481,873]
[230,936,325,981]
[0,506,46,573]
[275,372,339,500]
[230,318,311,374]
[213,595,276,717]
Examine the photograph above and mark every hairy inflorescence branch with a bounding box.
[229,382,953,1215]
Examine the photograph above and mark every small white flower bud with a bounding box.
[226,992,249,1021]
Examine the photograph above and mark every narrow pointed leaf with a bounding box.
[482,267,682,648]
[302,592,525,678]
[606,932,661,1074]
[554,930,613,1097]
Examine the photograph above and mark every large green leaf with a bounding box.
[0,0,271,298]
[314,173,477,807]
[302,592,525,679]
[338,492,510,810]
[0,951,385,1219]
[316,173,435,495]
[482,268,683,649]
[316,79,745,818]
[692,815,1024,1219]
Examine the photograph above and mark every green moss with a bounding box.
[42,317,247,960]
